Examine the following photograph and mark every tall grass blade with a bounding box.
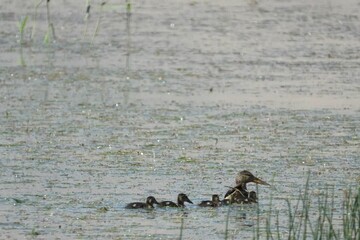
[224,206,231,240]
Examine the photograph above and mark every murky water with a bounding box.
[1,0,359,239]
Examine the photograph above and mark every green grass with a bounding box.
[220,174,359,240]
[91,2,106,45]
[251,175,360,240]
[17,16,28,45]
[44,0,56,44]
[179,214,185,240]
[31,0,43,40]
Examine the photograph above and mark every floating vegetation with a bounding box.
[30,228,40,236]
[97,206,109,213]
[100,149,137,156]
[12,198,26,204]
[177,156,197,163]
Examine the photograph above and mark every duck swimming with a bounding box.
[158,193,193,207]
[198,194,221,207]
[224,170,270,204]
[125,196,159,209]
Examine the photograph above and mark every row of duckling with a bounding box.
[126,170,270,209]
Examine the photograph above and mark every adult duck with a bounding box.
[224,170,270,204]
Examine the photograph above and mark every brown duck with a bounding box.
[224,170,270,204]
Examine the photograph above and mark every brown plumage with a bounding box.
[224,170,270,204]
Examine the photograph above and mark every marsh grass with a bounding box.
[179,214,185,240]
[220,174,359,240]
[91,2,106,45]
[18,16,28,45]
[224,206,231,239]
[44,0,56,44]
[83,0,91,37]
[18,16,28,66]
[125,0,132,76]
[31,0,43,40]
[252,174,360,240]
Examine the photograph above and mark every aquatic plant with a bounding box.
[44,0,56,44]
[83,0,91,36]
[91,2,106,45]
[17,16,28,45]
[251,174,360,240]
[30,228,40,236]
[125,0,132,75]
[179,214,185,240]
[224,206,231,240]
[31,0,43,40]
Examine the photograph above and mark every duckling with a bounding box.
[224,170,270,204]
[229,189,258,204]
[198,194,221,207]
[158,193,193,207]
[125,196,159,209]
[220,198,232,206]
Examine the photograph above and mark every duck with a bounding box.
[220,198,232,206]
[158,193,193,207]
[125,196,159,209]
[198,194,221,207]
[224,170,270,204]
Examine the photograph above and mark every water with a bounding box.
[0,0,359,239]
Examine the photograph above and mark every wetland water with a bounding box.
[0,0,359,239]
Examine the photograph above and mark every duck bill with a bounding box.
[185,196,193,204]
[253,177,270,186]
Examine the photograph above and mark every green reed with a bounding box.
[224,205,231,240]
[83,0,91,36]
[91,2,106,45]
[31,0,43,40]
[44,0,56,44]
[251,174,359,240]
[18,16,28,45]
[179,213,185,240]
